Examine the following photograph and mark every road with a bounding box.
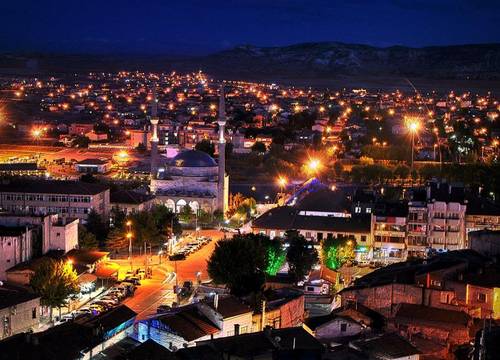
[120,229,225,320]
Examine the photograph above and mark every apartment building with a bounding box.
[426,183,467,252]
[0,180,110,221]
[372,202,408,262]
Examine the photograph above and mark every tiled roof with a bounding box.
[0,283,39,310]
[0,180,109,195]
[203,295,252,319]
[253,206,371,233]
[155,306,219,342]
[394,303,470,329]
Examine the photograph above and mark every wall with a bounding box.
[49,219,78,253]
[314,318,363,340]
[0,296,40,340]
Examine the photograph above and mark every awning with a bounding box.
[78,273,97,284]
[95,263,120,278]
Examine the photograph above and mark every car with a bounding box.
[101,296,119,305]
[157,305,172,313]
[124,276,141,285]
[169,253,186,261]
[136,269,146,279]
[93,300,114,309]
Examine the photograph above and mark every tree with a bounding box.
[207,234,267,296]
[30,259,79,321]
[321,235,356,271]
[72,135,90,148]
[195,139,215,157]
[110,207,127,230]
[285,230,318,281]
[150,204,182,237]
[265,239,286,276]
[251,141,267,153]
[393,164,410,183]
[78,225,98,250]
[129,211,162,246]
[178,205,194,223]
[85,209,109,246]
[105,227,129,251]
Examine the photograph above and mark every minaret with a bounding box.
[150,85,159,179]
[217,85,227,213]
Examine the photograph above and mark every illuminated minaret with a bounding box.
[217,85,227,213]
[150,85,159,179]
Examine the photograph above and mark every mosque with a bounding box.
[149,86,229,216]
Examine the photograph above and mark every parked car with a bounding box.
[157,305,172,313]
[169,253,186,261]
[124,276,141,285]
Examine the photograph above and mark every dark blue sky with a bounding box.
[1,0,499,54]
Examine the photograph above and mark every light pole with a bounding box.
[126,220,133,270]
[405,117,421,173]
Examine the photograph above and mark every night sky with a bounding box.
[1,0,499,55]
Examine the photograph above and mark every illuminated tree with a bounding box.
[265,239,286,276]
[30,259,79,321]
[321,235,356,271]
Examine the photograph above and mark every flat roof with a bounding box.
[0,180,109,195]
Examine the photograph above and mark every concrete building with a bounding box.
[75,159,110,174]
[110,190,156,215]
[372,202,408,262]
[0,180,110,221]
[0,213,78,255]
[0,226,33,280]
[0,283,40,340]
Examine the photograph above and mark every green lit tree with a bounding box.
[30,259,79,321]
[285,230,319,281]
[265,239,286,276]
[321,235,356,271]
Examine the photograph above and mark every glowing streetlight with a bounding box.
[32,129,42,139]
[405,116,421,172]
[277,176,288,192]
[306,158,322,177]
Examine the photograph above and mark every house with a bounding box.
[391,303,473,348]
[303,314,365,342]
[372,201,408,262]
[110,190,156,214]
[0,283,40,340]
[253,288,305,331]
[0,305,136,360]
[468,230,500,257]
[199,294,254,337]
[349,333,421,360]
[190,327,325,360]
[75,158,110,174]
[137,304,220,350]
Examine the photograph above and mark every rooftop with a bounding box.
[110,190,155,205]
[169,150,217,168]
[0,180,109,195]
[394,303,471,329]
[0,283,39,310]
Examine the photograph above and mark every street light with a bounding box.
[405,116,421,172]
[306,158,321,176]
[126,220,133,270]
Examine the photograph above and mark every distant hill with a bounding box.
[185,42,500,80]
[1,42,499,83]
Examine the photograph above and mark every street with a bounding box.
[120,229,224,320]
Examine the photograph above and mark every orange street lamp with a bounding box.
[306,158,322,177]
[405,116,421,172]
[277,176,288,192]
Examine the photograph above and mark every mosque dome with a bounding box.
[169,150,217,168]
